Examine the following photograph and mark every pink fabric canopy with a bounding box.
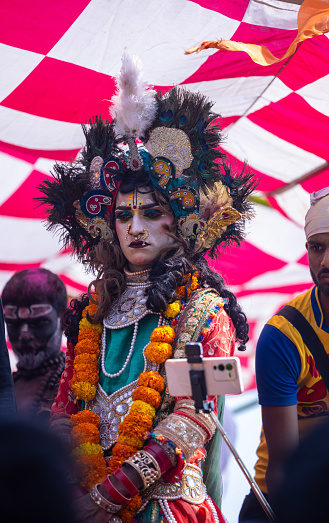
[2,0,327,386]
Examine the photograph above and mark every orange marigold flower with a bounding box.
[74,339,100,356]
[70,410,100,428]
[117,433,144,449]
[109,455,127,473]
[144,341,172,364]
[78,454,108,492]
[73,368,99,386]
[132,386,162,409]
[150,326,175,344]
[71,381,97,402]
[111,443,137,460]
[78,329,100,344]
[118,419,149,441]
[138,371,165,393]
[130,400,155,419]
[118,494,143,522]
[123,412,153,431]
[71,422,100,446]
[74,353,98,366]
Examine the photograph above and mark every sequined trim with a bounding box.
[142,463,206,505]
[172,289,223,358]
[86,355,158,450]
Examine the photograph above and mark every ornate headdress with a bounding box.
[38,54,255,259]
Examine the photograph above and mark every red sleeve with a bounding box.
[50,342,80,421]
[202,306,236,358]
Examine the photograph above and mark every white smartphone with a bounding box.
[165,356,244,396]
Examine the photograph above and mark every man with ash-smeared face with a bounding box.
[2,268,67,419]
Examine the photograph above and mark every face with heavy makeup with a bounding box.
[115,188,175,271]
[3,270,66,370]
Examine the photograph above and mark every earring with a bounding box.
[125,224,131,240]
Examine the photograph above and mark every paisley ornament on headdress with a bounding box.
[168,186,198,214]
[80,190,113,218]
[90,156,103,189]
[146,127,193,177]
[149,157,175,190]
[100,157,122,192]
[178,214,208,241]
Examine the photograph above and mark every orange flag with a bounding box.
[185,0,329,66]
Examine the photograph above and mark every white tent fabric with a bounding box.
[2,0,328,386]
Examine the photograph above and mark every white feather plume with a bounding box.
[110,54,157,138]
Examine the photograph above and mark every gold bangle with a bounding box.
[124,450,161,490]
[89,483,122,514]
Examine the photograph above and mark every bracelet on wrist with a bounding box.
[124,450,161,490]
[89,483,122,514]
[112,468,139,497]
[102,475,131,505]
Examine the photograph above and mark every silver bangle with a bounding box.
[89,483,122,514]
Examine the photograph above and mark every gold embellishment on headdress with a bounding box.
[73,201,114,241]
[178,214,208,242]
[146,127,193,177]
[198,206,248,249]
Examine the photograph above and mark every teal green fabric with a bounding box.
[99,314,160,394]
[203,394,225,509]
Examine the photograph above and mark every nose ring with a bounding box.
[126,224,149,242]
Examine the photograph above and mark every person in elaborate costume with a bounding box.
[38,55,255,523]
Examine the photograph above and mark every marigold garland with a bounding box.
[69,279,197,522]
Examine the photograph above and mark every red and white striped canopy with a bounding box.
[2,0,328,386]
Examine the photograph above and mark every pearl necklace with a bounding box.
[101,315,165,378]
[101,321,139,378]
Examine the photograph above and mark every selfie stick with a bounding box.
[185,343,275,523]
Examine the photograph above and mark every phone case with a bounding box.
[165,357,244,396]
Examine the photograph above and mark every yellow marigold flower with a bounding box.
[138,371,165,393]
[117,433,144,449]
[132,386,162,409]
[150,326,175,344]
[79,317,102,335]
[72,381,97,402]
[164,300,181,318]
[70,410,100,428]
[72,442,103,457]
[144,341,172,364]
[130,400,155,419]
